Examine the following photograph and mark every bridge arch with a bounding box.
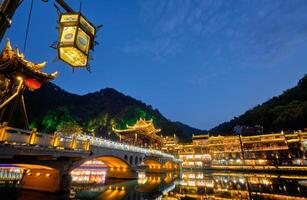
[144,159,162,169]
[95,156,130,170]
[72,154,132,173]
[12,164,55,171]
[0,163,68,192]
[73,154,139,179]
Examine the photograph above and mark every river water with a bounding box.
[0,169,306,200]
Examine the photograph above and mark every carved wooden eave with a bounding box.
[0,39,58,83]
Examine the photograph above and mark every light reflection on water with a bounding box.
[70,171,307,200]
[71,172,179,200]
[0,167,306,200]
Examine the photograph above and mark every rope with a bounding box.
[23,0,34,53]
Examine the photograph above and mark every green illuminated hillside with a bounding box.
[24,83,204,141]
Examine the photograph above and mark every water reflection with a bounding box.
[70,171,307,200]
[0,167,306,200]
[172,171,307,200]
[71,173,179,200]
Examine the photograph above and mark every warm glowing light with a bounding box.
[59,47,87,67]
[58,13,96,68]
[16,76,23,81]
[71,159,106,184]
[24,79,42,90]
[189,174,195,179]
[0,167,24,181]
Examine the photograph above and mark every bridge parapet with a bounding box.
[0,124,90,151]
[78,135,176,161]
[0,124,178,163]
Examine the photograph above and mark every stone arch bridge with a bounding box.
[0,124,181,193]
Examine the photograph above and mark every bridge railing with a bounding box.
[0,124,177,161]
[0,124,90,151]
[1,126,39,145]
[77,135,175,160]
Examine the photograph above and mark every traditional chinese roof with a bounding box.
[113,118,161,134]
[0,39,58,82]
[112,118,162,141]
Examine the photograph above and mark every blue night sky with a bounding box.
[2,0,307,130]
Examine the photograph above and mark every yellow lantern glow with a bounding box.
[58,13,96,67]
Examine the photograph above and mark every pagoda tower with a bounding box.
[112,118,163,149]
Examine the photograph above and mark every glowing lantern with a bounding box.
[25,79,42,90]
[58,13,96,67]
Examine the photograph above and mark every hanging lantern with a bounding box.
[58,13,96,68]
[25,79,42,90]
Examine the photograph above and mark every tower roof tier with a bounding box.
[112,118,163,144]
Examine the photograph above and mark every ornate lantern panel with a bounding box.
[58,13,96,67]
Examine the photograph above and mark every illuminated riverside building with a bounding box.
[208,135,243,165]
[241,131,307,166]
[112,118,163,149]
[178,143,203,168]
[161,134,179,155]
[71,160,106,184]
[0,166,23,183]
[174,131,307,168]
[176,134,211,168]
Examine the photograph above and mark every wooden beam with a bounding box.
[55,0,74,13]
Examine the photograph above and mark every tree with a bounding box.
[56,121,82,137]
[40,106,78,133]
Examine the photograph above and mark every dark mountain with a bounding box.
[23,83,205,141]
[210,74,307,135]
[173,121,205,142]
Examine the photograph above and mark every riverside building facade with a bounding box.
[163,131,307,168]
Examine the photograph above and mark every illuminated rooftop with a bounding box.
[112,118,162,142]
[0,39,58,82]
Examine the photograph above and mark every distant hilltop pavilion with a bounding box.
[112,118,163,149]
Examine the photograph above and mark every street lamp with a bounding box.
[58,12,96,67]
